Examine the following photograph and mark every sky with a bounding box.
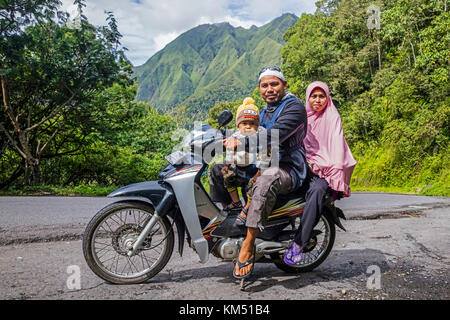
[61,0,317,66]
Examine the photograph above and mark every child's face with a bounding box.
[238,120,258,136]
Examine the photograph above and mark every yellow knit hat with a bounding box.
[236,97,260,127]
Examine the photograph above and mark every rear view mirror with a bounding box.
[217,110,233,128]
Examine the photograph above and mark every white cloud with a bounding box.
[237,0,317,22]
[210,15,263,29]
[60,0,316,66]
[153,32,179,52]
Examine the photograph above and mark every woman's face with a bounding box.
[309,88,327,112]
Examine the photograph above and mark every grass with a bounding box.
[351,183,450,197]
[1,181,448,198]
[351,185,421,195]
[0,184,119,196]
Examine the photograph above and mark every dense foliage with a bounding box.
[280,0,449,195]
[0,0,176,190]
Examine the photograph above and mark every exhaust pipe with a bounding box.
[256,240,291,255]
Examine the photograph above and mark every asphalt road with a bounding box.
[0,193,449,301]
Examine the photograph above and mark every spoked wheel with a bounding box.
[271,213,335,273]
[82,202,174,284]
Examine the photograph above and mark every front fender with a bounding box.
[108,181,175,217]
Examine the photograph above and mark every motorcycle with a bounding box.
[82,110,347,284]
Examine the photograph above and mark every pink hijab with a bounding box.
[304,81,356,197]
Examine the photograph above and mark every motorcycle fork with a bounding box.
[127,212,161,256]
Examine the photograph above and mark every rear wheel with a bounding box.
[82,201,174,284]
[271,212,335,273]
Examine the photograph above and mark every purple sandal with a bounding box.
[283,242,303,265]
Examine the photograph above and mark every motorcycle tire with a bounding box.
[271,212,336,273]
[82,201,174,284]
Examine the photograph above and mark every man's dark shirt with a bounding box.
[244,93,308,192]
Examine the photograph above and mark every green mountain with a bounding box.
[133,13,298,117]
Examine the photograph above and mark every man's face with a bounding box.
[259,76,287,105]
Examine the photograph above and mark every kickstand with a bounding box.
[240,278,245,291]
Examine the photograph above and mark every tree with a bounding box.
[0,0,132,185]
[206,100,242,129]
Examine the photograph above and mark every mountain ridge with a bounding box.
[133,13,298,116]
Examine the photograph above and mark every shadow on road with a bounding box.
[150,248,393,293]
[241,248,393,293]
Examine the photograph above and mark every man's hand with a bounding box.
[223,137,242,150]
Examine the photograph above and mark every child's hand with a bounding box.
[223,137,241,150]
[221,165,229,176]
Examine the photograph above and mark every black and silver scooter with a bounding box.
[82,111,346,284]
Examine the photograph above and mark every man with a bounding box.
[210,66,308,279]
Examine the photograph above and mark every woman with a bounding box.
[284,81,357,265]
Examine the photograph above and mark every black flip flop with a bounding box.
[223,201,243,215]
[233,246,255,279]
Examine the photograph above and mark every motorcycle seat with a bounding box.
[272,194,305,211]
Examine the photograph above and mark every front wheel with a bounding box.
[82,201,174,284]
[271,212,335,273]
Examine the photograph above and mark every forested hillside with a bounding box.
[279,0,449,195]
